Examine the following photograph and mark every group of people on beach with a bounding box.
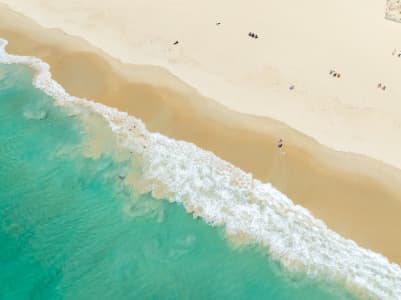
[329,70,341,78]
[330,69,388,91]
[248,32,259,39]
[275,50,401,152]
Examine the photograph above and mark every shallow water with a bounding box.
[0,63,359,299]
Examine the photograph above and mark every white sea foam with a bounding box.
[1,38,400,299]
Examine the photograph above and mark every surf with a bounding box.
[0,37,400,299]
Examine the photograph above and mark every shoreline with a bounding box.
[1,3,401,267]
[1,38,400,300]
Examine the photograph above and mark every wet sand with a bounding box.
[1,5,401,264]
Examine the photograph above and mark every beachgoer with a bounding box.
[336,73,341,78]
[277,139,283,149]
[329,70,334,75]
[378,83,382,88]
[333,72,337,77]
[173,40,179,45]
[289,85,295,90]
[255,34,259,39]
[216,22,221,25]
[382,85,386,91]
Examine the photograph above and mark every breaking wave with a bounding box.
[1,38,400,300]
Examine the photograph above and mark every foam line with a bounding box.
[1,38,400,299]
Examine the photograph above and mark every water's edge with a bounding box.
[0,38,400,299]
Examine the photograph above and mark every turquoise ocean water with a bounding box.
[0,63,358,299]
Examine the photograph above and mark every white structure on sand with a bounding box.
[386,0,401,22]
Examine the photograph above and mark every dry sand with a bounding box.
[2,0,401,171]
[0,4,401,264]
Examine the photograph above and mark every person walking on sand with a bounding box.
[277,138,284,149]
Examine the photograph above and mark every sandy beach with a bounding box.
[0,1,401,267]
[3,0,401,171]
